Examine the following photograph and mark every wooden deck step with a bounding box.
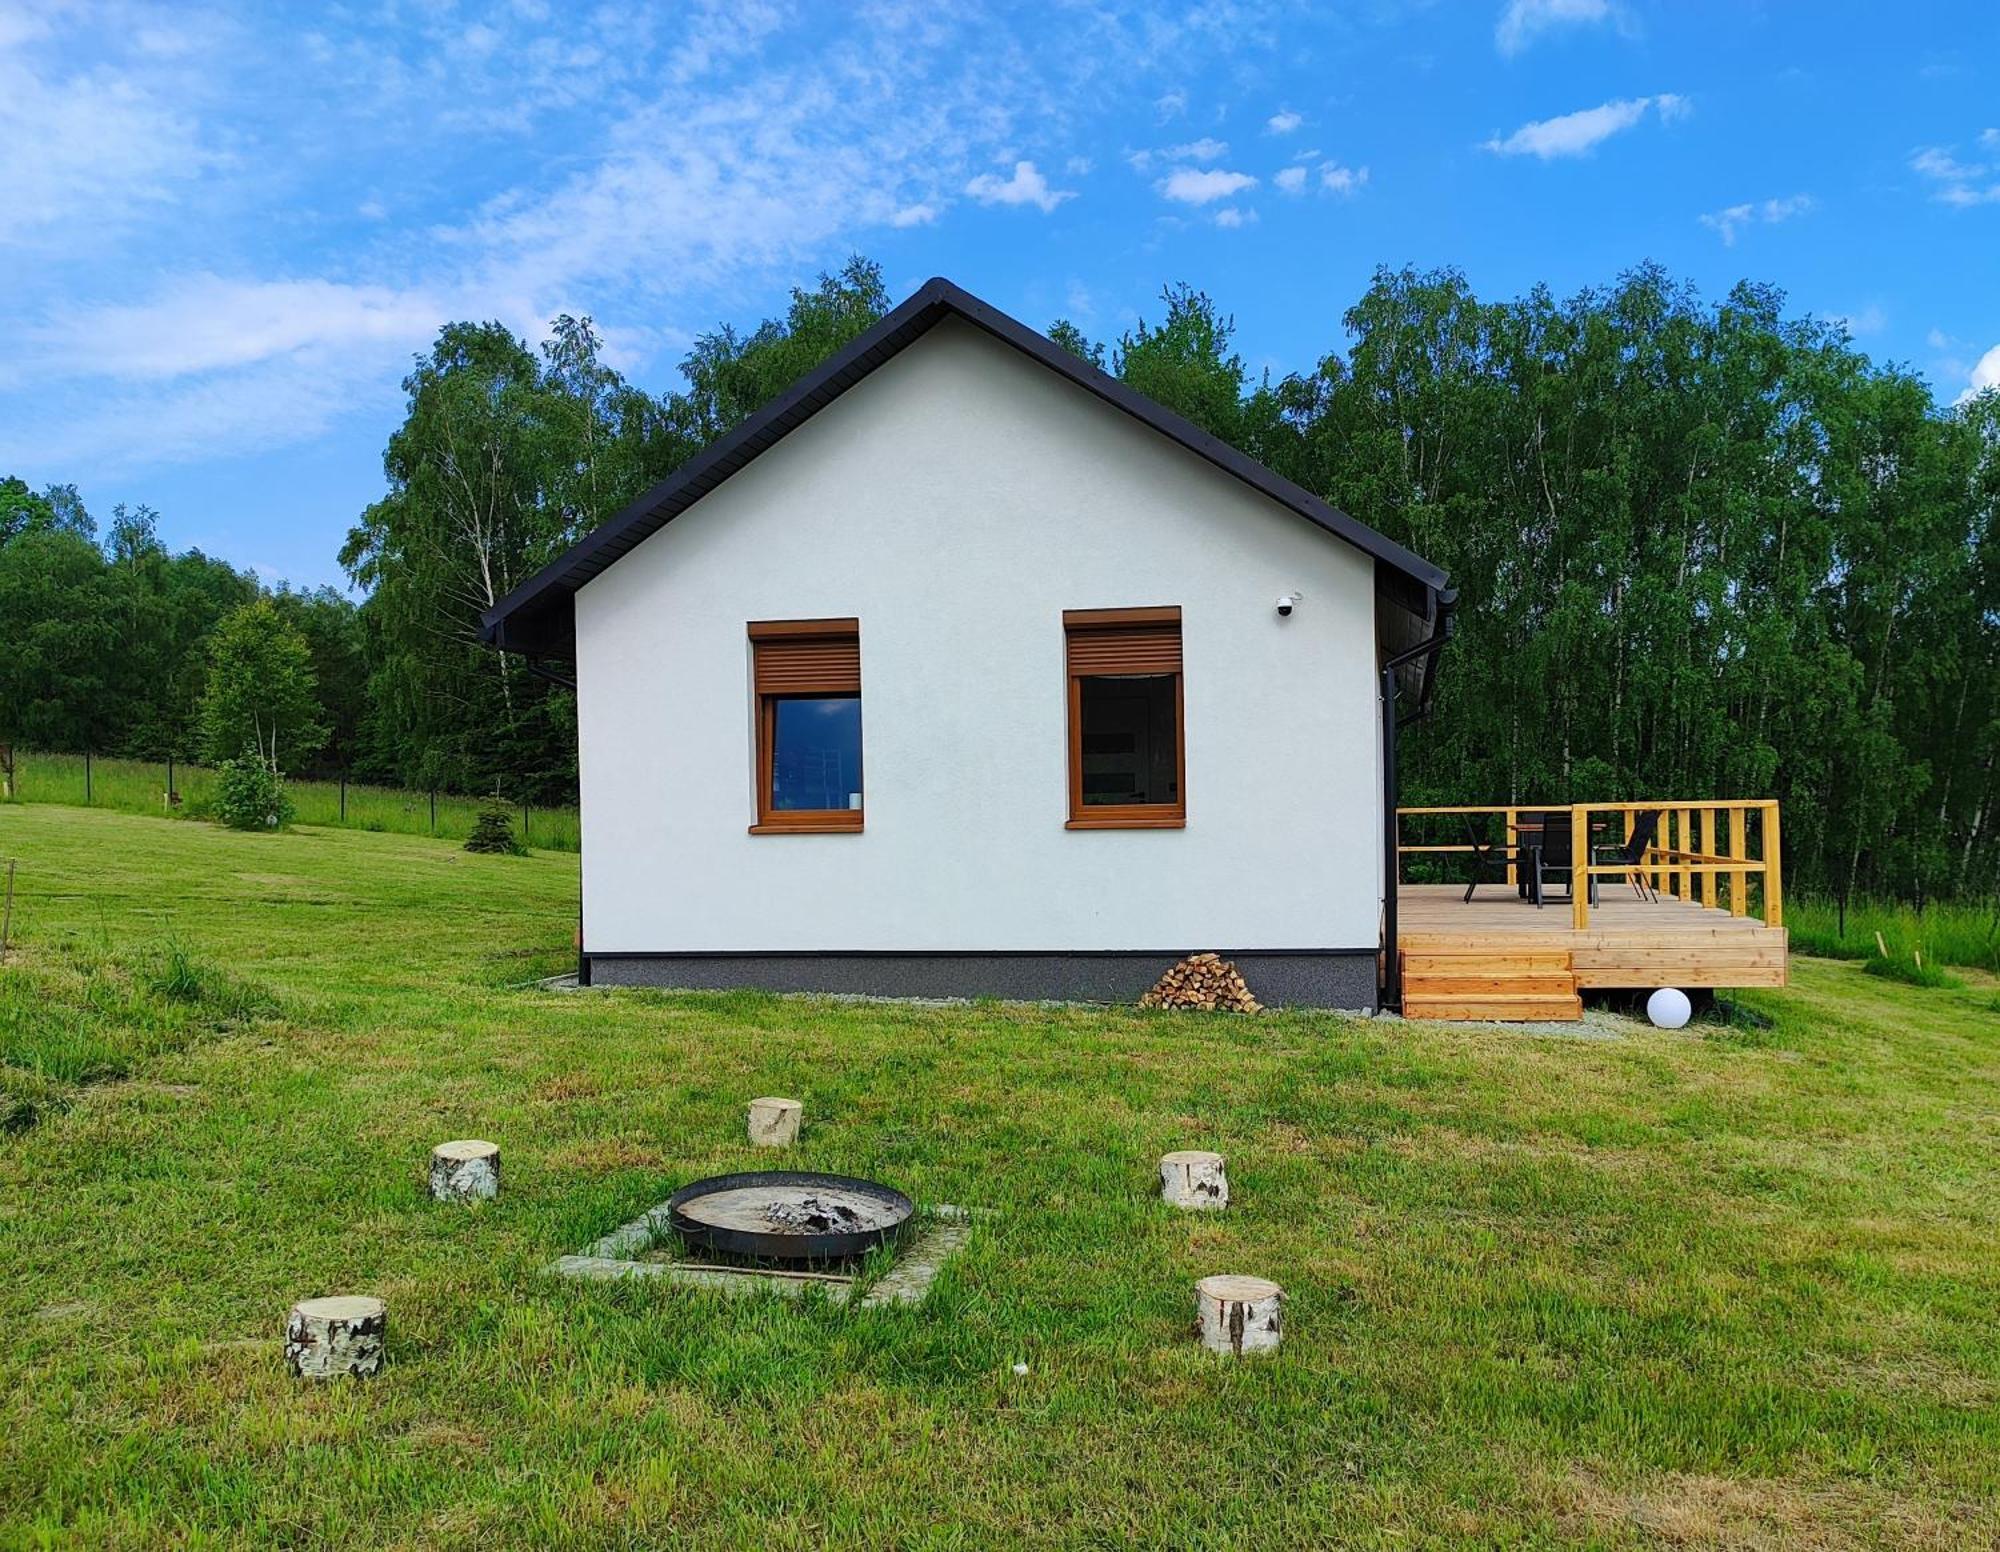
[1401,951,1574,975]
[1400,947,1582,1023]
[1402,993,1585,1023]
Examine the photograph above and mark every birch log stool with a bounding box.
[1159,1149,1229,1210]
[429,1139,500,1201]
[748,1096,802,1148]
[1195,1275,1284,1358]
[285,1295,386,1379]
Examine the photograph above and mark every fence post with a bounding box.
[1727,805,1747,916]
[1761,802,1784,930]
[429,790,437,834]
[1,858,15,963]
[339,773,347,822]
[84,751,92,805]
[1570,806,1591,931]
[165,757,174,808]
[522,799,531,847]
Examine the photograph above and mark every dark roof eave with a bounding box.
[480,278,1448,661]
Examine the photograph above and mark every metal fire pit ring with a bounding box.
[667,1170,914,1264]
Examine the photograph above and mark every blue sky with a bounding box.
[4,0,1996,592]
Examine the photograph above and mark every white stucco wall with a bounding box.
[574,318,1385,953]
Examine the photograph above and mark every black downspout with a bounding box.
[1380,589,1457,1012]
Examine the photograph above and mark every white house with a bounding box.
[483,280,1453,1010]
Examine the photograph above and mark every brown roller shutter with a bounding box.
[1064,607,1181,677]
[750,619,860,695]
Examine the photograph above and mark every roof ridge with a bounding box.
[482,278,1447,660]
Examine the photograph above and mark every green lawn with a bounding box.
[1,805,1997,1548]
[4,750,582,852]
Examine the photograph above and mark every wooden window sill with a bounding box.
[1066,814,1186,830]
[749,817,864,835]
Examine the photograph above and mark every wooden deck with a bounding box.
[1396,881,1789,1021]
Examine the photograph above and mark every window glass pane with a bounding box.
[771,696,863,811]
[1078,675,1177,805]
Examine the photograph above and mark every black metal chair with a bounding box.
[1525,810,1596,908]
[1594,809,1663,903]
[1460,813,1526,903]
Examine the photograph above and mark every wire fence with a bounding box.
[0,750,580,852]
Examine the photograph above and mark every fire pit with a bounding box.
[667,1170,914,1264]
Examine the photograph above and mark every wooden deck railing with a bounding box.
[1396,801,1783,932]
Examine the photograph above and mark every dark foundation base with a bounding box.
[582,950,1379,1011]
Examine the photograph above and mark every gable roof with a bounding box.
[480,277,1449,661]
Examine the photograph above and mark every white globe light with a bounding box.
[1647,987,1692,1030]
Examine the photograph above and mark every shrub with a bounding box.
[464,797,526,856]
[214,752,294,831]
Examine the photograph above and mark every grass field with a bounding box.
[2,805,1997,1547]
[1788,894,2000,973]
[3,749,581,852]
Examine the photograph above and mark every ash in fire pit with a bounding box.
[764,1194,868,1233]
[668,1171,913,1264]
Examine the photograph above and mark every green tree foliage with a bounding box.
[1240,264,1998,904]
[0,490,266,758]
[197,600,329,773]
[1113,284,1252,443]
[1045,319,1106,370]
[339,258,891,802]
[676,256,890,440]
[339,317,656,800]
[0,526,124,751]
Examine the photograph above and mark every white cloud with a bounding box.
[1266,109,1302,134]
[1213,205,1257,228]
[1157,167,1257,204]
[1959,343,2000,405]
[1,1,1321,473]
[1911,142,2000,206]
[1127,137,1228,172]
[1830,304,1885,337]
[1496,0,1614,55]
[0,49,220,244]
[1697,192,1814,245]
[1274,165,1308,194]
[33,276,446,380]
[1482,93,1687,158]
[1064,155,1094,175]
[964,160,1075,213]
[1320,162,1368,195]
[1912,146,1984,182]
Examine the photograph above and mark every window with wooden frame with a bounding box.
[1064,606,1184,829]
[748,619,863,834]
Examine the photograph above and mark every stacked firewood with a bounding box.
[1139,953,1263,1014]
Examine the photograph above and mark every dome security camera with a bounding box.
[1276,593,1299,617]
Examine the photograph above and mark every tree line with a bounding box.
[3,257,1993,903]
